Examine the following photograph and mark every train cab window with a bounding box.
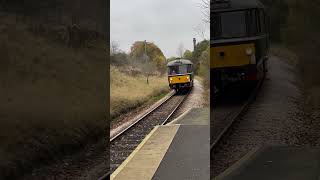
[221,11,246,38]
[212,10,247,39]
[168,64,192,75]
[212,9,267,40]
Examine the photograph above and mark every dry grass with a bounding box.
[195,77,210,107]
[0,15,107,178]
[110,65,169,119]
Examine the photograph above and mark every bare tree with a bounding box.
[194,24,209,40]
[141,58,157,85]
[177,43,184,58]
[110,40,119,55]
[193,0,210,40]
[199,0,210,24]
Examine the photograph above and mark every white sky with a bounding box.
[110,0,209,58]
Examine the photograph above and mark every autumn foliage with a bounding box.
[129,41,166,72]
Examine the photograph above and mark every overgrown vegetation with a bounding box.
[261,0,320,107]
[0,3,106,179]
[198,47,210,90]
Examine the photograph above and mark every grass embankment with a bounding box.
[110,65,169,120]
[0,15,106,178]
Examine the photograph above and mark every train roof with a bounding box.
[212,0,265,12]
[167,59,193,66]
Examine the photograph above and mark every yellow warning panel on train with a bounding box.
[211,43,255,68]
[169,75,190,84]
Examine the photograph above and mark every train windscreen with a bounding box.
[168,64,192,75]
[212,11,247,39]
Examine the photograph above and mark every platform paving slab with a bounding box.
[214,146,320,180]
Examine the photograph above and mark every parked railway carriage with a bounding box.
[211,0,270,95]
[167,59,194,91]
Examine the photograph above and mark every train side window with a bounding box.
[260,11,266,33]
[256,9,261,34]
[187,65,192,73]
[247,9,258,36]
[212,14,221,39]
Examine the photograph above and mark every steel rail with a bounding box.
[161,89,191,125]
[97,171,110,180]
[110,90,175,142]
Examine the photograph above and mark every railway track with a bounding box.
[102,90,190,179]
[211,79,264,150]
[99,78,261,179]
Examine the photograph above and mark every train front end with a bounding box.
[211,0,269,95]
[167,59,193,91]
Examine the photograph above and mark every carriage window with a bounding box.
[168,64,192,75]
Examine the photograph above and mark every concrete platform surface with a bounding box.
[112,108,210,180]
[169,107,210,126]
[152,125,209,180]
[215,146,320,180]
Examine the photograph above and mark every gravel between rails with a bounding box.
[211,81,256,144]
[109,92,188,172]
[212,105,240,144]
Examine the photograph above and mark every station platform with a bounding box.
[214,146,320,180]
[111,108,210,180]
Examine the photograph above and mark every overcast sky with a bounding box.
[110,0,209,58]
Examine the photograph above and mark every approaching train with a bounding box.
[211,0,270,95]
[167,59,194,91]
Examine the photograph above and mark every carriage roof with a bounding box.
[212,0,265,12]
[167,59,193,67]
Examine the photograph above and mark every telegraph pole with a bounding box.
[144,40,149,84]
[144,40,147,58]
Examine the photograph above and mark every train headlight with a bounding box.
[186,76,190,81]
[169,77,173,82]
[246,48,253,56]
